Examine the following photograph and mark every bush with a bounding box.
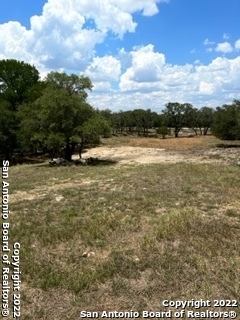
[156,126,171,139]
[212,100,240,140]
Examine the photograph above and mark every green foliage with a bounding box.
[198,107,215,135]
[97,109,113,124]
[78,115,111,156]
[132,109,153,135]
[45,71,93,99]
[0,99,17,157]
[0,59,44,158]
[19,79,111,160]
[212,100,240,140]
[1,57,240,162]
[156,126,171,138]
[162,102,189,137]
[0,59,41,109]
[109,109,159,135]
[184,104,199,134]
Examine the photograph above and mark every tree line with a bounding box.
[0,59,240,161]
[98,104,214,138]
[98,101,240,140]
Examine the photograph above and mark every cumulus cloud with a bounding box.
[0,0,163,71]
[119,45,240,95]
[85,56,121,82]
[1,0,239,111]
[199,81,214,95]
[119,44,165,91]
[215,42,233,53]
[84,55,121,92]
[87,45,240,111]
[0,22,34,62]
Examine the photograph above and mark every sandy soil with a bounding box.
[75,145,240,165]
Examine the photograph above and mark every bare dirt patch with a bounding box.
[79,144,240,165]
[10,178,98,203]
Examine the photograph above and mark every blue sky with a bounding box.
[0,0,240,111]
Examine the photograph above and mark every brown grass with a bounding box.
[127,135,222,150]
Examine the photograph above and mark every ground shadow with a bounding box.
[90,158,118,166]
[35,158,118,168]
[215,143,240,148]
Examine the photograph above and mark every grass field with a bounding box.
[7,136,240,319]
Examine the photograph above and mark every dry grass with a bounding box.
[6,136,240,319]
[102,135,222,150]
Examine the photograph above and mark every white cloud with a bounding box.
[203,38,215,45]
[215,42,233,53]
[0,0,164,72]
[111,0,169,16]
[0,0,239,111]
[235,39,240,50]
[0,22,34,62]
[87,47,240,111]
[199,81,214,95]
[119,44,165,91]
[90,81,113,93]
[85,56,121,82]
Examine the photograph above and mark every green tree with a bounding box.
[111,111,126,134]
[156,126,171,139]
[98,108,113,123]
[162,102,187,137]
[184,104,199,135]
[45,71,93,99]
[0,59,43,158]
[211,100,240,140]
[78,115,111,157]
[132,109,153,135]
[0,59,41,110]
[19,84,110,161]
[151,112,162,128]
[123,110,136,134]
[198,107,215,135]
[0,99,17,158]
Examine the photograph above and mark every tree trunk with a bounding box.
[203,127,209,135]
[192,128,198,135]
[64,143,72,161]
[79,138,84,158]
[174,128,179,138]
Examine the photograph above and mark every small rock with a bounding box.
[75,158,87,165]
[49,158,70,166]
[55,195,64,202]
[82,251,88,257]
[87,251,95,257]
[82,251,95,258]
